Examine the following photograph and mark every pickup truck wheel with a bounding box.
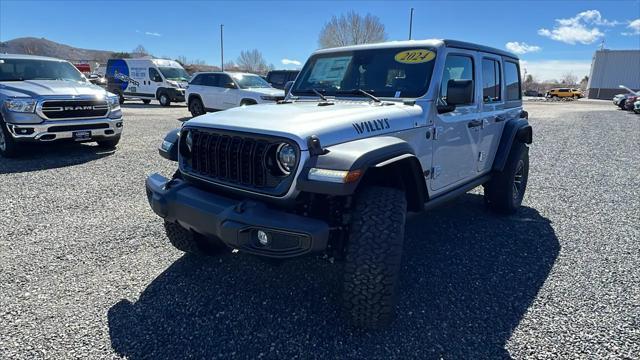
[342,186,407,329]
[159,93,171,107]
[0,121,21,158]
[189,98,205,117]
[163,221,226,255]
[485,142,529,214]
[96,135,121,149]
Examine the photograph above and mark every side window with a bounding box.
[149,68,161,82]
[440,54,474,104]
[482,58,501,103]
[218,74,233,87]
[190,74,202,85]
[504,61,521,101]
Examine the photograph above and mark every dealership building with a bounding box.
[587,49,640,99]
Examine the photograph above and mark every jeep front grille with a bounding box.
[39,99,109,120]
[182,129,297,195]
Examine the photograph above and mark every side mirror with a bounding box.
[159,128,180,161]
[284,81,294,95]
[224,82,236,89]
[438,79,473,114]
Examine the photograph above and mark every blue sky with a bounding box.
[1,0,639,81]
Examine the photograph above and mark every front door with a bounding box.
[431,51,481,192]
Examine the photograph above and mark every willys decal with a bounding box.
[353,118,390,134]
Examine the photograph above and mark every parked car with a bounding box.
[546,88,580,98]
[87,74,107,87]
[613,85,640,109]
[524,89,543,97]
[0,54,123,158]
[634,99,640,114]
[148,39,532,329]
[266,70,300,90]
[186,72,285,117]
[106,58,189,106]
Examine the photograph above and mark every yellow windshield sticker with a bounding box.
[394,49,435,64]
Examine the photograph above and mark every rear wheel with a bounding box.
[0,121,21,158]
[342,186,407,329]
[159,92,171,107]
[484,142,529,214]
[189,97,205,117]
[163,221,226,255]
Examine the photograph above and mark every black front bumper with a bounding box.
[145,174,330,258]
[166,88,185,102]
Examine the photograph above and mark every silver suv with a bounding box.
[0,54,123,157]
[146,39,532,329]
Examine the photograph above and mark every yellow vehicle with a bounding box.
[546,88,582,98]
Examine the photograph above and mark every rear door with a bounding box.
[431,50,481,192]
[476,55,505,173]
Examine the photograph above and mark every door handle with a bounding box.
[468,120,483,128]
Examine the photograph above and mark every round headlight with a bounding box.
[276,143,297,174]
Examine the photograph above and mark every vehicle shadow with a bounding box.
[107,193,559,359]
[0,142,113,174]
[121,103,187,109]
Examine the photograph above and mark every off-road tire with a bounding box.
[159,92,171,107]
[484,142,529,214]
[96,135,121,149]
[0,120,21,158]
[189,97,205,117]
[342,186,407,329]
[142,99,151,104]
[163,221,226,255]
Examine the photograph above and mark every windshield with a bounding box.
[292,47,437,99]
[0,58,84,82]
[232,74,271,89]
[158,67,190,81]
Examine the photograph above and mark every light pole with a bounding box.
[409,8,414,40]
[220,24,224,71]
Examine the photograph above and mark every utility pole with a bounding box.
[220,24,224,71]
[408,8,414,40]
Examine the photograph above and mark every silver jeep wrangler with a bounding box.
[0,54,123,158]
[146,39,532,329]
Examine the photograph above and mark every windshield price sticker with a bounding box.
[394,49,435,64]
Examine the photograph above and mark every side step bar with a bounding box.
[424,175,491,211]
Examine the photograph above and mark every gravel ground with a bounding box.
[0,100,638,359]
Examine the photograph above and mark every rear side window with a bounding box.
[482,58,501,102]
[504,61,521,100]
[440,54,474,105]
[201,74,218,87]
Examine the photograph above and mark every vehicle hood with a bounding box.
[185,100,426,150]
[0,80,109,98]
[243,87,285,96]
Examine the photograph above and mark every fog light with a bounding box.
[257,230,270,246]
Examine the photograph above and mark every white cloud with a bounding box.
[145,31,162,37]
[520,60,592,82]
[538,10,617,44]
[621,19,640,36]
[505,42,542,54]
[281,58,301,66]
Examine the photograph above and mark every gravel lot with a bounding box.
[1,100,638,359]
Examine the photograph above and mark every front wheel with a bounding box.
[0,121,21,158]
[96,135,121,150]
[159,93,171,107]
[189,98,205,117]
[484,142,529,214]
[342,186,407,329]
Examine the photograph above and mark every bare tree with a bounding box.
[131,45,149,57]
[176,55,188,65]
[560,72,578,85]
[236,49,269,73]
[319,11,387,48]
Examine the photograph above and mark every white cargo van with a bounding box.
[106,58,190,106]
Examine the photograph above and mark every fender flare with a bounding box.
[296,136,427,208]
[158,128,181,161]
[493,118,533,172]
[187,93,203,106]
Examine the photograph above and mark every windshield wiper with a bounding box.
[337,88,381,102]
[311,88,328,101]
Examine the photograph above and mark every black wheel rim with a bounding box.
[513,159,525,201]
[0,127,6,151]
